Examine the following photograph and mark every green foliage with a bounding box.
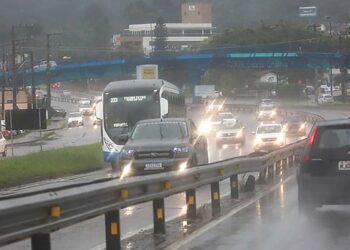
[211,21,320,46]
[0,143,104,187]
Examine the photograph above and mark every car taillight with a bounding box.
[308,127,317,145]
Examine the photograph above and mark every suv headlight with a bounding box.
[173,146,189,154]
[276,134,285,144]
[121,148,135,158]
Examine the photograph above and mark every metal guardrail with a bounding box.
[0,105,323,250]
[0,140,307,250]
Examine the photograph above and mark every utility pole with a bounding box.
[1,49,6,120]
[46,34,51,111]
[45,33,61,112]
[11,26,17,110]
[30,51,36,109]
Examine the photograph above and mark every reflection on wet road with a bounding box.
[181,178,350,250]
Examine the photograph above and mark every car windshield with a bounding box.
[260,106,273,111]
[222,122,240,129]
[219,113,235,119]
[131,122,188,140]
[69,113,81,118]
[257,125,281,134]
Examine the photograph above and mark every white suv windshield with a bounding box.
[257,125,281,134]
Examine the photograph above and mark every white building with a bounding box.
[115,23,215,54]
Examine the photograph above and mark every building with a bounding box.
[182,0,212,23]
[113,0,215,54]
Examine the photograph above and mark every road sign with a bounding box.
[299,6,317,17]
[137,65,158,80]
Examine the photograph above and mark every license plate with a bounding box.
[145,163,163,170]
[338,161,350,170]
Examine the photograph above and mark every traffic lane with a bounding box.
[0,115,305,250]
[0,114,260,250]
[180,178,350,250]
[51,100,78,114]
[13,115,99,156]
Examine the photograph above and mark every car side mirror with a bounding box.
[117,134,129,145]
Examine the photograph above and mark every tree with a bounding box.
[153,16,168,52]
[83,3,112,47]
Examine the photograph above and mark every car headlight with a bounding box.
[254,136,262,146]
[299,123,306,130]
[276,134,285,144]
[198,120,211,135]
[121,148,135,158]
[236,130,243,137]
[173,146,189,154]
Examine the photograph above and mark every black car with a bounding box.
[282,115,307,136]
[298,119,350,214]
[119,118,208,176]
[50,106,66,118]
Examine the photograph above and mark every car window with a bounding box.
[317,128,350,149]
[132,122,188,140]
[69,113,81,118]
[257,125,281,134]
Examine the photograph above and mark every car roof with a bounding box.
[137,118,188,124]
[315,119,350,127]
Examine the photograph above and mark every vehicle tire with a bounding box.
[298,187,316,216]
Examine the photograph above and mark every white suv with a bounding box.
[0,131,7,157]
[254,123,285,152]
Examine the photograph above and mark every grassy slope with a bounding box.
[0,143,104,187]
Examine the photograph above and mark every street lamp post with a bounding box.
[326,16,333,96]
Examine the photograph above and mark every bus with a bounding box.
[96,79,186,168]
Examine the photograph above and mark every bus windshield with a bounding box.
[104,95,160,141]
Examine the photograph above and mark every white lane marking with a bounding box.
[165,175,295,250]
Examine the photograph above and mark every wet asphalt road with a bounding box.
[0,106,334,250]
[1,110,287,250]
[180,177,350,250]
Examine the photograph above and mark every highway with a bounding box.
[10,100,100,156]
[0,107,307,250]
[178,178,350,250]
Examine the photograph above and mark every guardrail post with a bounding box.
[186,189,197,219]
[276,161,282,176]
[105,210,121,250]
[31,233,51,250]
[268,164,274,180]
[153,198,165,234]
[211,182,221,217]
[230,175,239,199]
[258,168,267,184]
